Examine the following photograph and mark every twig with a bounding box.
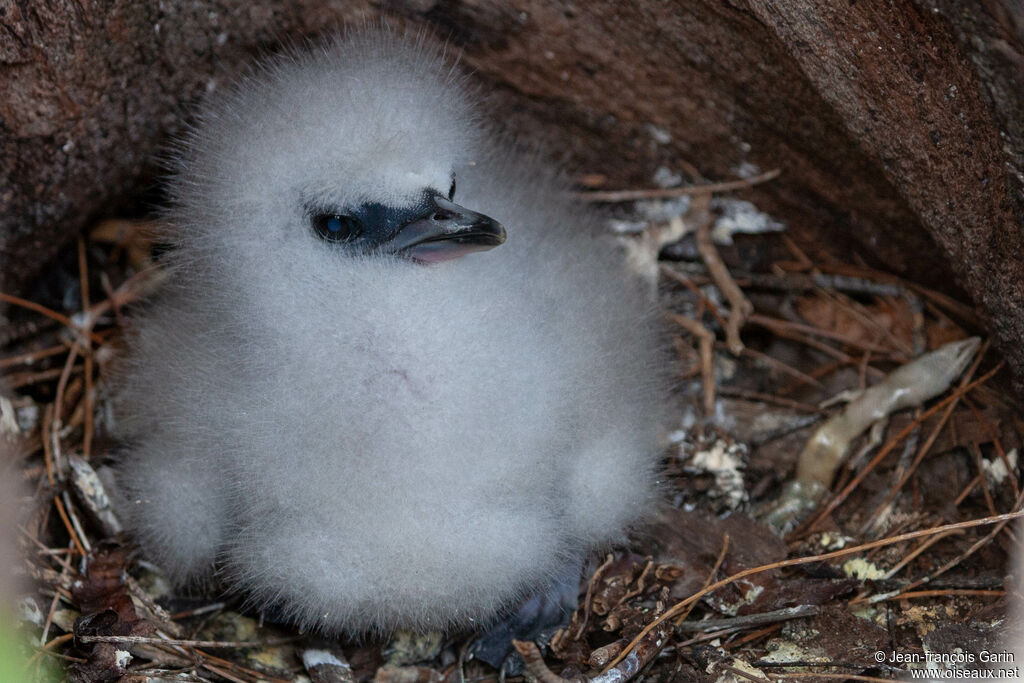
[590,612,673,683]
[773,674,893,682]
[716,387,821,413]
[669,313,715,415]
[724,624,784,650]
[79,263,169,327]
[676,605,819,633]
[748,314,898,358]
[614,557,654,609]
[693,194,752,354]
[123,670,210,682]
[803,262,981,328]
[659,266,730,332]
[40,633,74,651]
[171,603,227,621]
[971,442,998,516]
[0,344,68,369]
[881,530,960,579]
[874,589,1004,601]
[52,343,80,476]
[52,496,86,556]
[0,292,104,346]
[80,238,95,460]
[150,635,293,683]
[198,663,249,683]
[75,634,300,649]
[674,625,745,648]
[19,527,76,574]
[575,553,615,639]
[39,540,76,647]
[676,534,729,626]
[61,490,91,553]
[41,404,56,486]
[780,234,813,270]
[574,168,781,202]
[954,473,985,507]
[5,366,78,389]
[663,263,905,298]
[733,344,824,390]
[777,360,844,397]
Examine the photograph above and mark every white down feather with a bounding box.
[112,27,667,634]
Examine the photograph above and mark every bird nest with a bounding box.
[2,179,1021,682]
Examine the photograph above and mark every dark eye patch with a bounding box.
[308,188,445,253]
[448,177,456,201]
[312,214,363,243]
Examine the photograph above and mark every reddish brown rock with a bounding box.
[2,1,1021,381]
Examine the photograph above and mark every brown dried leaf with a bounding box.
[69,542,155,682]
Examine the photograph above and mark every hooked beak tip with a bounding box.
[390,194,506,263]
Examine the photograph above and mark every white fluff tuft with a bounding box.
[112,26,667,635]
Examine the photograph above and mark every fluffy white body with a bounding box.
[113,29,665,634]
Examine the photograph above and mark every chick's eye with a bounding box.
[313,214,363,243]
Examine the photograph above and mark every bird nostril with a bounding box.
[432,210,454,221]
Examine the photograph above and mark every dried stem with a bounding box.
[692,194,752,355]
[574,168,780,202]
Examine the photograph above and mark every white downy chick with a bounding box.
[113,28,666,635]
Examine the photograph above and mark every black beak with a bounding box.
[388,194,506,263]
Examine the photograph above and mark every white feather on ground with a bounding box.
[112,27,667,634]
